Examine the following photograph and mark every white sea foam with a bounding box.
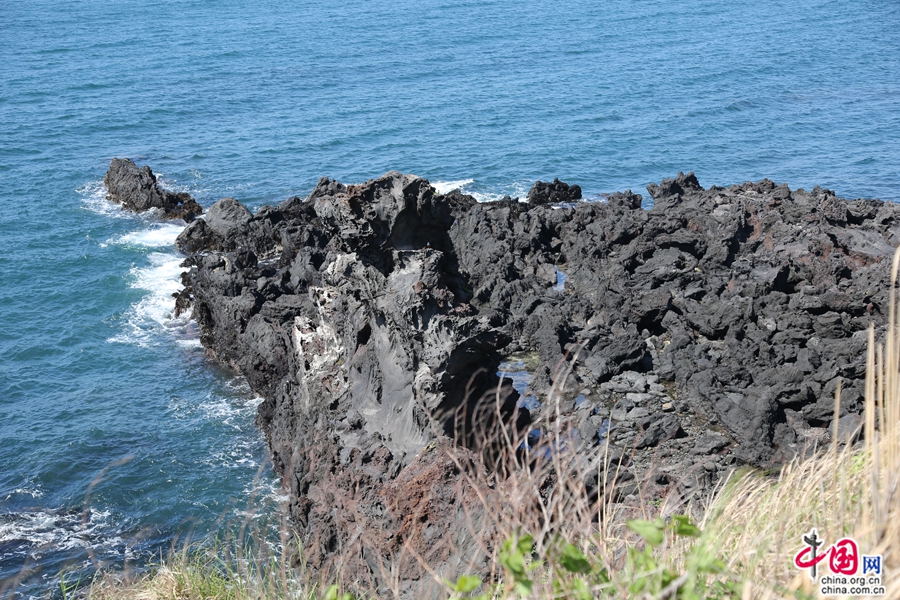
[175,338,203,348]
[169,387,263,428]
[431,178,474,195]
[104,223,185,249]
[77,173,199,348]
[130,253,183,323]
[182,392,278,501]
[2,487,44,502]
[77,179,129,219]
[0,508,123,557]
[431,178,536,204]
[107,252,194,347]
[79,171,282,535]
[224,377,255,396]
[199,396,258,429]
[469,190,507,203]
[209,438,266,472]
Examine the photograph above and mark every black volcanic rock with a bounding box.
[635,413,685,448]
[646,170,703,201]
[176,172,519,596]
[204,197,253,236]
[173,168,900,595]
[104,158,201,221]
[527,178,582,205]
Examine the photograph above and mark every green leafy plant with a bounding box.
[446,574,489,600]
[448,517,736,600]
[498,533,538,596]
[550,541,610,600]
[623,515,737,599]
[322,584,354,600]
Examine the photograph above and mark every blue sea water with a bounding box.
[1,0,899,594]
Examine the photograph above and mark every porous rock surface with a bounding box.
[104,158,202,221]
[168,168,900,594]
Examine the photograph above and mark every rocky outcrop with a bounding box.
[173,168,900,595]
[104,158,201,221]
[526,178,582,206]
[449,173,899,466]
[175,172,518,595]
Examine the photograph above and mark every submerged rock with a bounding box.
[174,169,900,595]
[104,158,201,221]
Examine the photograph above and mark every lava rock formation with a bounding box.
[104,158,202,221]
[104,161,900,595]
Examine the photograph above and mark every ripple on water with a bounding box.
[0,507,138,591]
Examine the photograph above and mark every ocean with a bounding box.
[1,0,898,595]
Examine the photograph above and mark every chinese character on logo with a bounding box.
[829,538,859,575]
[794,530,860,581]
[795,529,826,580]
[863,555,882,576]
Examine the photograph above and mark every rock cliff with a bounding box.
[105,162,900,594]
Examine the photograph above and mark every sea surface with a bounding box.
[1,0,899,595]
